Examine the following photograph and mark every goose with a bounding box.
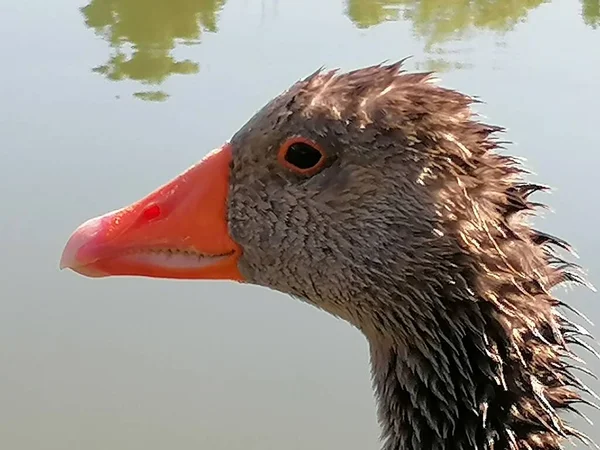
[60,61,595,450]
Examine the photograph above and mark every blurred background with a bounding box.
[1,0,599,449]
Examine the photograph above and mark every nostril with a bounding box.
[142,204,161,221]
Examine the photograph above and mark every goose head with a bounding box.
[61,62,594,450]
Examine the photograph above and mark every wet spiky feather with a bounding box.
[228,61,596,450]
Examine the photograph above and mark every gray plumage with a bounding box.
[226,61,594,450]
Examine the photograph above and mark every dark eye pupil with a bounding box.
[284,143,322,170]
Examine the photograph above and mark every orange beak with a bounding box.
[60,144,243,281]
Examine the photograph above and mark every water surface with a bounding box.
[1,1,599,449]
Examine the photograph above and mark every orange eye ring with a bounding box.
[277,136,326,176]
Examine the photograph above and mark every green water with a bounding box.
[1,0,599,449]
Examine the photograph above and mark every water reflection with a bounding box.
[345,0,598,71]
[82,0,599,100]
[583,0,600,28]
[346,0,545,45]
[80,0,226,101]
[346,0,599,35]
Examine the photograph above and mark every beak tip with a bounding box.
[60,214,108,274]
[59,242,78,271]
[58,255,70,271]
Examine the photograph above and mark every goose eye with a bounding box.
[277,137,326,176]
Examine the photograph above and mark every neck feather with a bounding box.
[355,126,595,449]
[365,272,594,450]
[354,111,597,450]
[360,187,595,450]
